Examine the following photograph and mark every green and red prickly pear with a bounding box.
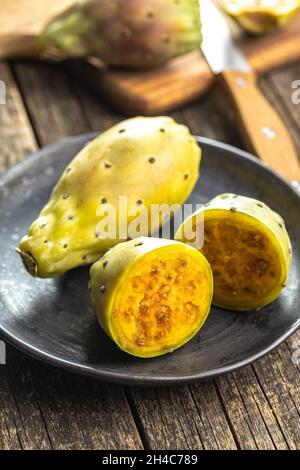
[18,116,201,278]
[39,0,202,68]
[89,237,213,358]
[176,193,292,311]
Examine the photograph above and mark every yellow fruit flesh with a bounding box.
[111,247,212,357]
[200,211,285,310]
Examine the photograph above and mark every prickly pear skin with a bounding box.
[39,0,202,68]
[221,0,300,35]
[176,193,292,311]
[89,237,213,358]
[18,116,201,278]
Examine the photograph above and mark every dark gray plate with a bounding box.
[0,134,299,385]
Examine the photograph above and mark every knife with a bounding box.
[200,0,300,183]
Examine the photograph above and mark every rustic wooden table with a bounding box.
[0,59,300,451]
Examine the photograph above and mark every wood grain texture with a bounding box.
[12,61,91,145]
[5,346,143,450]
[216,368,289,450]
[0,62,36,173]
[253,341,300,449]
[0,58,299,450]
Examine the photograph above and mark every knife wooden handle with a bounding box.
[219,69,300,182]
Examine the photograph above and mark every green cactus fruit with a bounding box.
[39,0,201,68]
[221,0,300,35]
[89,237,213,358]
[175,193,292,311]
[18,116,201,278]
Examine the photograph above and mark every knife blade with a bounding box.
[201,0,251,74]
[200,0,300,182]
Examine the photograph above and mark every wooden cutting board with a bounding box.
[1,0,300,114]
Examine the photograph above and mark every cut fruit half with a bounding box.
[89,237,213,358]
[176,193,292,311]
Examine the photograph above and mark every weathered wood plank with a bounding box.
[4,348,53,450]
[0,62,36,173]
[253,338,300,450]
[12,61,91,145]
[259,63,300,155]
[27,358,143,450]
[127,384,237,450]
[0,366,23,450]
[64,374,143,450]
[216,366,289,450]
[5,346,143,450]
[0,348,53,451]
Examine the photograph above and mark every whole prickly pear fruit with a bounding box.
[175,193,292,311]
[39,0,202,68]
[221,0,300,35]
[89,237,213,358]
[18,116,201,278]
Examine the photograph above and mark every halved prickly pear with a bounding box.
[39,0,202,68]
[18,116,201,277]
[176,193,292,311]
[89,237,213,358]
[221,0,300,35]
